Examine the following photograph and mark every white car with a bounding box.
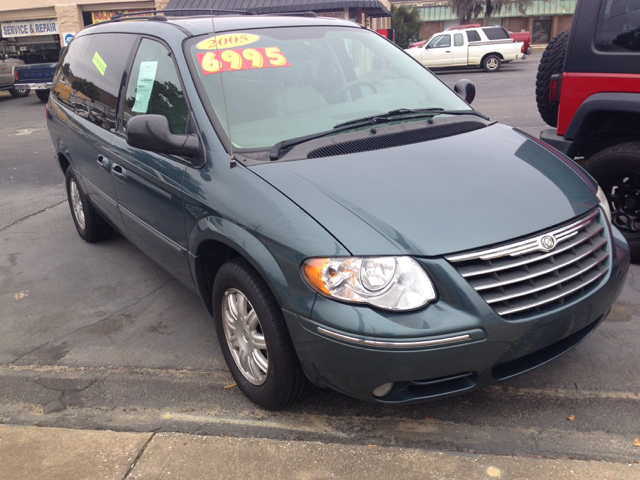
[405,26,524,72]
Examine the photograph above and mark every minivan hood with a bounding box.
[250,123,598,257]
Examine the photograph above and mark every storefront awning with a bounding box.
[165,0,391,17]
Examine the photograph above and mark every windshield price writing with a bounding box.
[196,47,290,75]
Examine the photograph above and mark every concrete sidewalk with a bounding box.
[1,425,638,479]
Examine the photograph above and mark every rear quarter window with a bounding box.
[467,30,481,42]
[52,33,136,131]
[595,0,640,51]
[482,27,510,40]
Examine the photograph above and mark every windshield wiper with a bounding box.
[333,108,489,129]
[269,119,379,160]
[269,108,490,160]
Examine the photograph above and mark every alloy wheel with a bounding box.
[605,172,640,234]
[70,179,86,230]
[222,288,268,385]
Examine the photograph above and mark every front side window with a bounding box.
[187,27,470,150]
[428,34,451,48]
[595,0,640,51]
[124,38,189,134]
[53,33,135,131]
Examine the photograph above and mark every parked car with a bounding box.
[408,27,531,57]
[509,31,532,55]
[13,62,57,102]
[537,0,640,261]
[405,26,524,72]
[0,53,30,98]
[47,11,629,410]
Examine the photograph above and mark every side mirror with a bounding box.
[454,78,476,104]
[126,115,199,157]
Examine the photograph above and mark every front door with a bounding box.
[422,34,454,67]
[110,38,193,286]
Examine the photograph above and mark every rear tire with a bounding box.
[36,89,50,102]
[65,169,114,243]
[536,30,569,128]
[583,142,640,262]
[8,86,30,98]
[482,54,502,72]
[212,259,311,410]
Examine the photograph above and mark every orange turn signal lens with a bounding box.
[302,258,331,295]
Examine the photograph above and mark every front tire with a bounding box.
[583,142,640,262]
[482,54,502,72]
[65,169,114,242]
[212,259,311,410]
[36,89,50,102]
[9,86,30,98]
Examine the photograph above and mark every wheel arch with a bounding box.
[483,51,504,61]
[189,217,308,318]
[57,152,70,174]
[565,93,640,154]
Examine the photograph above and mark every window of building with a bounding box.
[532,17,552,44]
[595,0,640,51]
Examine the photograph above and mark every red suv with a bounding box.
[537,0,640,261]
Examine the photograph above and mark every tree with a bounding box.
[448,0,534,25]
[391,5,424,48]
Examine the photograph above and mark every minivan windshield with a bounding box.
[187,26,471,150]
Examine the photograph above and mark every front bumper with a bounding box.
[286,226,630,403]
[540,128,575,157]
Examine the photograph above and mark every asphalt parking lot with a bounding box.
[1,53,639,463]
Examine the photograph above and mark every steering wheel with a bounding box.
[329,80,378,103]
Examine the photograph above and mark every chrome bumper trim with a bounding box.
[317,327,471,348]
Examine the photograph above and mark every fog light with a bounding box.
[372,382,393,398]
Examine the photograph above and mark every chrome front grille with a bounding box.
[446,209,610,319]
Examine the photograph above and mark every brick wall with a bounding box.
[505,17,529,33]
[556,15,573,34]
[420,21,443,41]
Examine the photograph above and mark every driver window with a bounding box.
[429,35,451,48]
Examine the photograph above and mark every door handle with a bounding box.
[112,163,128,183]
[96,155,111,172]
[446,50,451,53]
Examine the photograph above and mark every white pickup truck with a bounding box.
[405,26,524,73]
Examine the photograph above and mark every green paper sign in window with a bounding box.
[92,52,107,76]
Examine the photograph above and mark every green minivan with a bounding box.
[47,11,630,409]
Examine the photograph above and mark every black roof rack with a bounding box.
[85,8,319,29]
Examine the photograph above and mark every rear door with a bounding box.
[109,37,193,286]
[51,33,137,232]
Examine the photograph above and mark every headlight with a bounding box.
[302,256,436,311]
[596,185,612,223]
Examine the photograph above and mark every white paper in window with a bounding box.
[131,61,158,113]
